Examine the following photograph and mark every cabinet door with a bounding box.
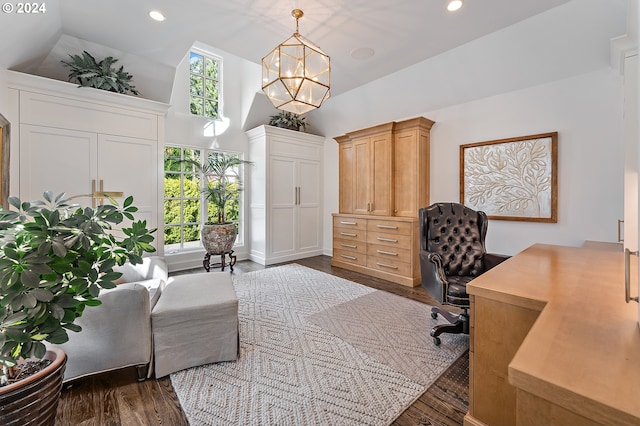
[19,124,97,203]
[297,159,322,252]
[353,137,372,215]
[269,156,296,258]
[97,134,157,230]
[338,142,354,213]
[370,133,392,216]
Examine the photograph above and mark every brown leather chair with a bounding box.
[419,203,509,345]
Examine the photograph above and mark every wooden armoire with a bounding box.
[332,117,434,287]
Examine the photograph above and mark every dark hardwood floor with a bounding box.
[55,255,468,425]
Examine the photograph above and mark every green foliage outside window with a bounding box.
[163,147,242,248]
[189,52,220,119]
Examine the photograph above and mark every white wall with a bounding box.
[315,0,627,256]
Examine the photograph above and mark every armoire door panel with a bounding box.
[298,205,321,251]
[339,143,354,213]
[298,160,321,206]
[353,138,372,215]
[370,133,392,216]
[98,134,156,212]
[270,206,296,256]
[20,124,97,203]
[270,157,296,207]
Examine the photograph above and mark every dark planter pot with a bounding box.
[201,223,237,254]
[0,347,67,426]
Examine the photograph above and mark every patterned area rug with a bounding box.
[170,264,468,426]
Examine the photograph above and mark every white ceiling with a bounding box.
[0,0,575,97]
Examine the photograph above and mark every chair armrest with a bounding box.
[57,283,152,382]
[485,253,510,271]
[419,251,447,303]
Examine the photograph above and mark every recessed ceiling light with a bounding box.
[447,0,463,12]
[149,10,166,21]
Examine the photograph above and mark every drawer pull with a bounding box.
[341,255,357,260]
[376,225,398,230]
[377,237,398,243]
[376,262,398,270]
[340,221,357,225]
[340,232,357,237]
[340,244,357,249]
[376,250,398,256]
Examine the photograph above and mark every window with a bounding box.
[189,51,220,119]
[163,146,244,253]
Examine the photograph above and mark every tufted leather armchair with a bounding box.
[419,203,509,345]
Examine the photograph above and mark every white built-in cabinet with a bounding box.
[8,71,169,249]
[246,125,324,265]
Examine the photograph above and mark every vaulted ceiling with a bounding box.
[1,0,577,99]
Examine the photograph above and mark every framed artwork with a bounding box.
[460,132,557,222]
[0,113,9,210]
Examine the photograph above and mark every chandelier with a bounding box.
[262,9,331,114]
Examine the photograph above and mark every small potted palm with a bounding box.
[0,191,155,425]
[181,153,252,256]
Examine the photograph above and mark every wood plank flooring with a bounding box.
[55,255,468,425]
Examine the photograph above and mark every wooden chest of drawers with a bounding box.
[331,213,420,287]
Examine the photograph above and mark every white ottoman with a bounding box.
[151,271,239,378]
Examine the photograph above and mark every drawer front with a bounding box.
[367,219,412,235]
[367,256,411,277]
[334,228,366,242]
[333,249,367,266]
[333,216,367,231]
[367,243,411,262]
[334,238,367,254]
[367,231,412,249]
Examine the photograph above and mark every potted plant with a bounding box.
[61,50,139,95]
[268,111,307,131]
[181,153,252,256]
[0,191,155,424]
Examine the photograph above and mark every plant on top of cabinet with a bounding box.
[268,111,307,131]
[61,51,140,95]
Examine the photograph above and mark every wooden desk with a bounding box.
[465,243,640,426]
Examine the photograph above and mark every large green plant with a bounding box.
[0,192,155,383]
[181,153,252,224]
[61,51,140,95]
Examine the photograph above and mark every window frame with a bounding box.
[163,145,245,255]
[189,49,223,120]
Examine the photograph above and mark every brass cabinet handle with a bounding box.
[376,225,398,230]
[624,248,639,303]
[341,255,357,260]
[377,237,398,243]
[340,244,357,249]
[340,232,357,237]
[376,262,398,270]
[340,221,357,225]
[618,219,624,242]
[376,250,398,256]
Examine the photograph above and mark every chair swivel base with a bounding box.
[430,306,469,346]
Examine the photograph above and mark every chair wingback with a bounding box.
[419,203,488,277]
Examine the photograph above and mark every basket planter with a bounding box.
[0,347,67,426]
[201,223,237,254]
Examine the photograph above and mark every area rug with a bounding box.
[170,264,468,426]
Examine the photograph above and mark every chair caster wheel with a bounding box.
[433,337,441,346]
[431,312,438,319]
